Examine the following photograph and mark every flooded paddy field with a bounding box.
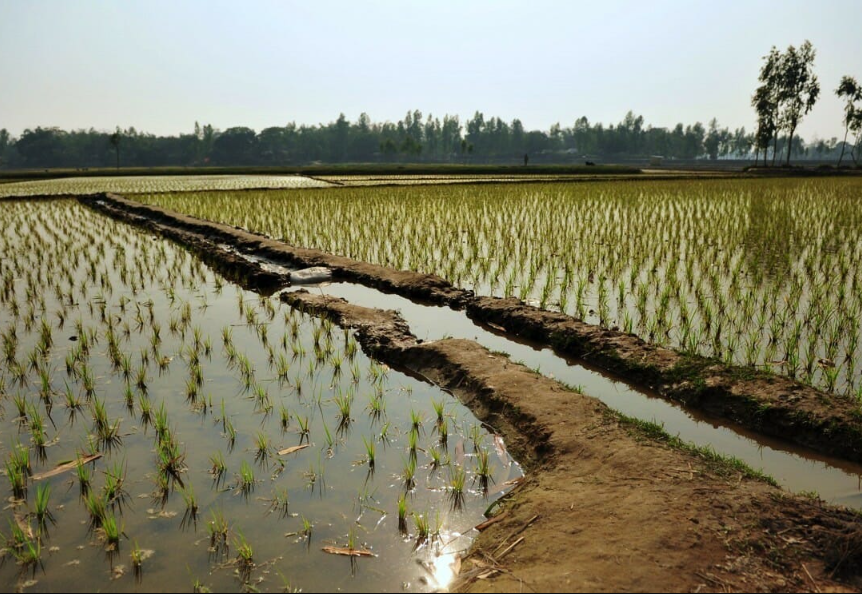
[0,200,518,592]
[43,185,862,592]
[137,178,862,396]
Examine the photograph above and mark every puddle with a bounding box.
[312,282,862,509]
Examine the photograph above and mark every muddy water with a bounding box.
[314,282,862,509]
[0,200,520,592]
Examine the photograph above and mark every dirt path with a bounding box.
[82,193,862,465]
[78,193,862,591]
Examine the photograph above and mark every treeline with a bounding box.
[0,110,851,170]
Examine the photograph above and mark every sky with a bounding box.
[1,0,860,141]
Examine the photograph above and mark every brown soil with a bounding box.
[79,193,862,591]
[83,193,862,465]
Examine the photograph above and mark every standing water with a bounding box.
[0,200,520,592]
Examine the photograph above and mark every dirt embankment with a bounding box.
[284,290,862,593]
[82,192,862,466]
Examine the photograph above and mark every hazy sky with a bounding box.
[1,1,860,140]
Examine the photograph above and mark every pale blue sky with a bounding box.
[1,1,859,140]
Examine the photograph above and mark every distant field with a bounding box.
[0,163,641,181]
[0,174,331,198]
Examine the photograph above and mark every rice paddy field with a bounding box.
[0,175,331,198]
[137,178,862,397]
[0,199,518,592]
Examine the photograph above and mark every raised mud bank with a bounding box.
[79,193,862,591]
[82,192,862,466]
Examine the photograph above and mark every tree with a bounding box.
[211,127,257,165]
[0,129,9,166]
[752,47,781,166]
[777,41,819,166]
[836,76,861,166]
[705,118,722,160]
[109,127,122,170]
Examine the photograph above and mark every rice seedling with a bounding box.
[407,428,419,461]
[130,540,145,578]
[138,392,153,425]
[334,388,352,429]
[438,417,449,446]
[102,511,122,547]
[413,511,430,545]
[207,507,229,554]
[224,416,237,446]
[157,434,187,484]
[8,524,41,571]
[428,445,444,472]
[85,491,107,528]
[238,460,255,494]
[362,435,376,469]
[474,447,494,491]
[448,465,467,510]
[6,441,30,498]
[402,456,417,491]
[468,422,483,451]
[321,417,335,451]
[396,492,409,534]
[269,487,290,518]
[210,450,227,482]
[33,482,55,533]
[233,530,255,576]
[102,458,129,506]
[180,483,199,529]
[12,392,27,420]
[255,431,271,462]
[379,421,391,445]
[300,515,313,539]
[279,404,290,431]
[431,397,445,425]
[296,413,310,440]
[76,455,92,493]
[27,403,47,451]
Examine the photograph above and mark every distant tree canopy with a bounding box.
[0,108,848,170]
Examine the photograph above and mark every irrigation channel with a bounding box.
[0,199,519,592]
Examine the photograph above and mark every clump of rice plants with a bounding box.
[448,464,467,510]
[33,483,56,534]
[238,460,255,494]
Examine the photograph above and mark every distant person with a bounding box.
[524,153,529,166]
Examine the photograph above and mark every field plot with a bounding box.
[318,174,636,186]
[318,170,738,187]
[0,174,331,198]
[139,177,862,396]
[0,200,516,592]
